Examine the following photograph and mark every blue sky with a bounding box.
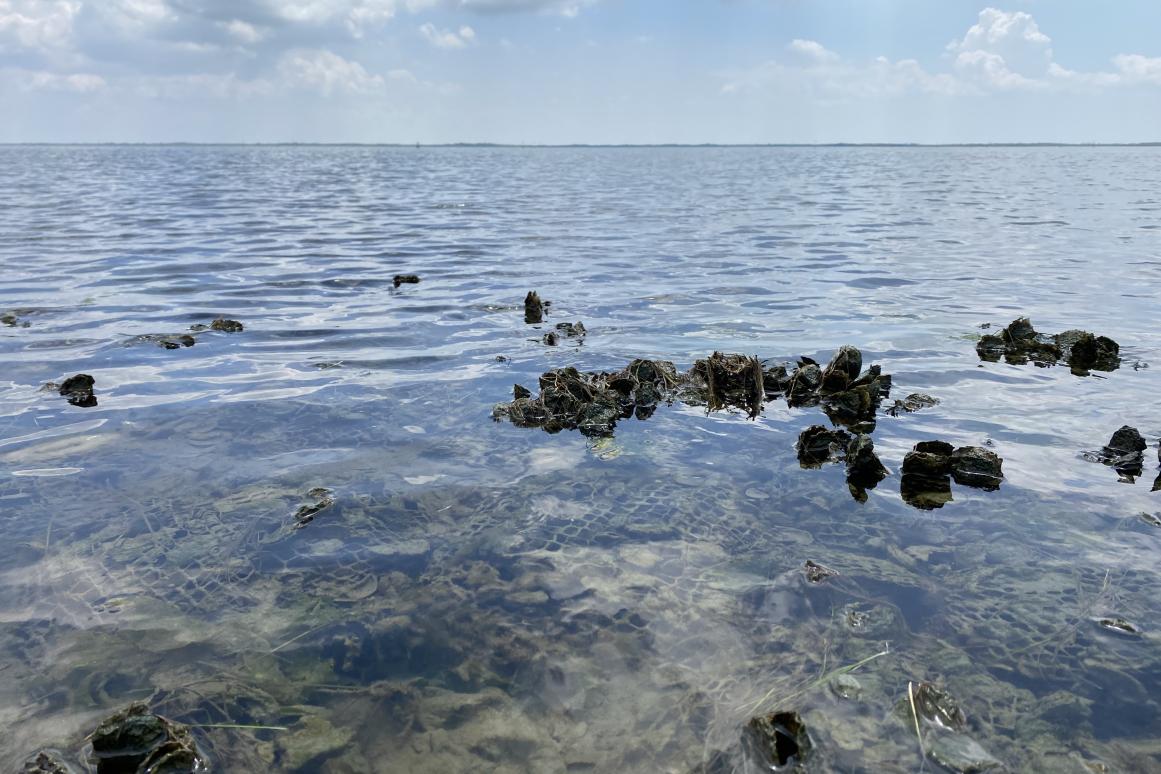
[2,0,1159,143]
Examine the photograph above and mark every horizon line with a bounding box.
[2,141,1160,148]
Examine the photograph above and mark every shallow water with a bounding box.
[2,146,1161,772]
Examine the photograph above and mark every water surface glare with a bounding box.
[2,146,1161,772]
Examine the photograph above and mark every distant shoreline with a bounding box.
[1,142,1159,148]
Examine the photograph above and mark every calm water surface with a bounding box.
[2,146,1161,772]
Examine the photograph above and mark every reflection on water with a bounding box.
[2,146,1161,771]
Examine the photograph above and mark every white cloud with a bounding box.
[77,63,445,101]
[44,70,103,90]
[70,0,174,43]
[383,66,460,94]
[727,8,1161,102]
[104,0,171,29]
[948,7,1053,88]
[1,66,104,91]
[116,71,270,99]
[278,48,385,95]
[951,8,1051,64]
[954,49,1042,90]
[5,0,1161,141]
[272,0,591,36]
[1113,54,1161,86]
[275,1,398,25]
[0,0,80,51]
[787,39,838,64]
[1044,62,1119,90]
[0,0,598,69]
[453,0,594,14]
[221,19,266,44]
[419,22,475,49]
[271,0,391,38]
[867,57,964,98]
[723,51,964,101]
[946,9,1161,93]
[346,0,420,36]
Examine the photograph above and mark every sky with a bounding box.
[1,0,1160,144]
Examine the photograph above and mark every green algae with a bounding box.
[275,714,354,771]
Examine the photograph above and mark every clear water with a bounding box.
[1,146,1161,772]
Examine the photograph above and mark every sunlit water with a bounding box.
[2,146,1161,772]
